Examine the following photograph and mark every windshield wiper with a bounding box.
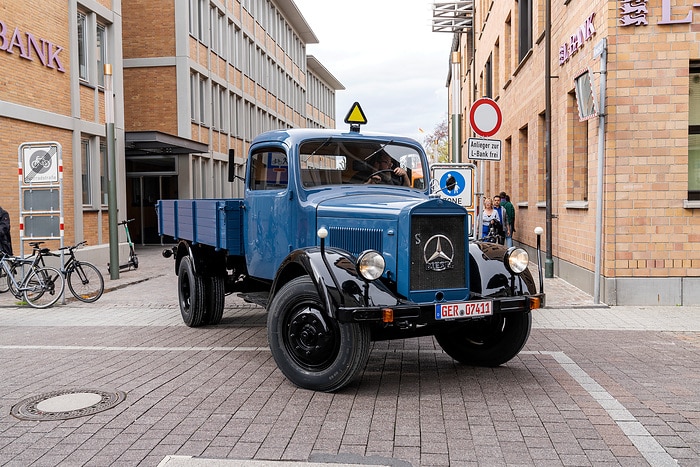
[302,137,334,162]
[364,139,395,161]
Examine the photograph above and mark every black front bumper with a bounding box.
[336,293,545,324]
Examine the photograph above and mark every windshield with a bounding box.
[298,139,426,189]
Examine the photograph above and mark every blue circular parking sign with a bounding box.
[439,171,465,197]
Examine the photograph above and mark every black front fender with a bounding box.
[270,247,398,319]
[469,242,538,297]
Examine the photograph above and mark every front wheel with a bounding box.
[24,266,65,309]
[435,312,532,367]
[67,261,104,303]
[267,276,370,392]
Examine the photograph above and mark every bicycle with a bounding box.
[2,242,52,297]
[27,241,105,303]
[0,252,64,308]
[107,219,139,271]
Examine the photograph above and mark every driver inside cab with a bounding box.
[365,153,410,186]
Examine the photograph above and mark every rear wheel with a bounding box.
[435,312,532,367]
[178,256,205,327]
[67,262,104,303]
[0,266,12,293]
[24,266,64,309]
[202,275,225,325]
[267,276,370,392]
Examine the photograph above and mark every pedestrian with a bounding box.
[499,191,515,248]
[481,197,502,242]
[492,194,508,245]
[0,205,13,256]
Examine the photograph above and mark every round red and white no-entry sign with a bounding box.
[469,98,502,137]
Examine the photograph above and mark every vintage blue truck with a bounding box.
[157,122,545,392]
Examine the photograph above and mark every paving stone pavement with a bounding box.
[0,245,698,466]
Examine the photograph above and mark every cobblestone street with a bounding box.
[0,247,698,466]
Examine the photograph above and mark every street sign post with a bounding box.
[467,137,502,161]
[469,98,502,137]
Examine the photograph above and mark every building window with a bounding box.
[81,139,91,204]
[484,54,493,98]
[518,0,532,62]
[537,112,546,202]
[100,140,108,205]
[198,0,207,42]
[77,12,107,86]
[504,136,512,195]
[190,73,197,121]
[689,62,700,200]
[96,24,106,86]
[518,126,529,203]
[199,76,207,125]
[504,14,512,79]
[77,13,88,80]
[568,91,588,202]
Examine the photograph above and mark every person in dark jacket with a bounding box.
[499,191,516,247]
[0,205,13,256]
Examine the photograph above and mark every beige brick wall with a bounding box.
[467,0,700,284]
[0,118,76,252]
[0,3,71,116]
[123,67,178,134]
[122,0,176,59]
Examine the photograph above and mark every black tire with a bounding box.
[0,266,11,293]
[267,276,370,392]
[23,266,65,309]
[131,252,139,269]
[6,263,19,296]
[178,256,205,327]
[67,261,104,303]
[435,312,532,367]
[202,275,225,325]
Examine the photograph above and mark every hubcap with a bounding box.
[286,306,337,369]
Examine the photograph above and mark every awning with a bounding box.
[125,131,208,156]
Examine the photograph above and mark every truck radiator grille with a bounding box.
[328,227,382,256]
[410,215,466,291]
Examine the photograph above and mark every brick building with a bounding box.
[449,0,700,305]
[1,0,341,258]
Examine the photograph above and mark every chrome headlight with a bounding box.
[504,247,529,274]
[356,250,385,281]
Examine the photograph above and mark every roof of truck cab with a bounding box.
[251,128,422,147]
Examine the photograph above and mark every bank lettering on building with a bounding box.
[0,19,65,72]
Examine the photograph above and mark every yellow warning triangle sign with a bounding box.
[344,102,367,125]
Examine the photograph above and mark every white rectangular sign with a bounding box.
[22,144,60,183]
[467,138,502,161]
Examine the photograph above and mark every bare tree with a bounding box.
[421,118,449,164]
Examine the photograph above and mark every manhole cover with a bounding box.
[11,389,126,421]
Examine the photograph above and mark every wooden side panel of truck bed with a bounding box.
[156,199,244,255]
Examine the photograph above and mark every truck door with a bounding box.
[244,147,294,281]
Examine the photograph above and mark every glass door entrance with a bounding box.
[126,175,178,244]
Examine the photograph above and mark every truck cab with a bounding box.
[158,123,544,392]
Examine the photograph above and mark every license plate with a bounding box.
[435,300,493,320]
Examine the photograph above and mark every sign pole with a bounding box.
[105,64,119,280]
[450,52,462,163]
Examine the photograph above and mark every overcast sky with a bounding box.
[293,0,454,144]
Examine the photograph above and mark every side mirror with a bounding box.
[228,149,235,182]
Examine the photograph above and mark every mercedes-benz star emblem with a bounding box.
[423,235,455,271]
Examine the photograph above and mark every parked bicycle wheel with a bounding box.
[6,263,24,297]
[0,266,11,293]
[67,261,104,302]
[23,266,64,309]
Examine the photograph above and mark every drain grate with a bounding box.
[11,389,126,421]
